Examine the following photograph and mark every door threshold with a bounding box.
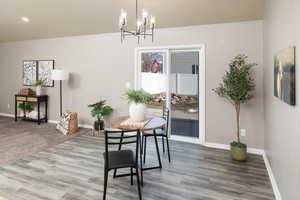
[170,135,201,144]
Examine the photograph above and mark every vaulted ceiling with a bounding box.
[0,0,265,42]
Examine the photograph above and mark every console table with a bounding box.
[15,95,48,125]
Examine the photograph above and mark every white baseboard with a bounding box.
[262,151,282,200]
[204,142,264,155]
[0,112,282,199]
[0,113,93,129]
[48,120,93,129]
[0,113,14,118]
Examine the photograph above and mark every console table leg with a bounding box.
[38,102,40,125]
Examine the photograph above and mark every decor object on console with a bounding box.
[18,103,33,116]
[88,100,113,131]
[213,54,257,161]
[19,88,34,96]
[56,112,78,135]
[274,46,296,106]
[125,89,151,122]
[23,60,54,87]
[34,79,45,96]
[51,69,69,116]
[119,0,156,43]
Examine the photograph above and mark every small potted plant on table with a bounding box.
[88,100,113,131]
[125,89,152,122]
[34,79,45,96]
[213,54,256,161]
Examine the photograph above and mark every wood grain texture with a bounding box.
[0,125,275,200]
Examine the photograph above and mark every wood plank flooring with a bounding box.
[0,132,275,200]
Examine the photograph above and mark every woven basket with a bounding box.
[69,112,79,134]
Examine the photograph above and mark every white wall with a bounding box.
[0,20,264,148]
[263,0,300,199]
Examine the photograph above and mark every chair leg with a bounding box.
[143,136,147,164]
[135,167,142,200]
[141,135,144,154]
[162,136,165,153]
[130,167,133,185]
[154,134,162,169]
[103,169,108,200]
[166,136,171,163]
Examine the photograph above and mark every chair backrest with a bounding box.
[162,107,170,133]
[104,129,140,166]
[143,117,167,130]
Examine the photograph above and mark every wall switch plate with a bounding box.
[240,129,246,137]
[7,104,10,109]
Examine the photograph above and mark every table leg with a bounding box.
[15,99,17,122]
[37,102,40,125]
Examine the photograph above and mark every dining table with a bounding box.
[111,116,167,185]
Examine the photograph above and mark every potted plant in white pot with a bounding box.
[125,89,151,122]
[34,79,45,96]
[88,100,113,131]
[213,54,256,161]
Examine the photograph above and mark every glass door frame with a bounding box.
[134,45,206,145]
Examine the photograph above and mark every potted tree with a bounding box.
[88,100,113,131]
[34,79,45,96]
[125,89,152,122]
[213,54,256,161]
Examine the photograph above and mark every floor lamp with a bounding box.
[51,69,69,116]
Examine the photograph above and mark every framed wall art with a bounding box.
[274,46,296,105]
[23,60,37,86]
[23,60,55,87]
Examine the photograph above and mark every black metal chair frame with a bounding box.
[141,107,171,165]
[103,129,142,200]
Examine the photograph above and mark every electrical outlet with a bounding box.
[7,104,10,109]
[240,129,246,137]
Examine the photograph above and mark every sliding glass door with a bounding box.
[135,46,205,144]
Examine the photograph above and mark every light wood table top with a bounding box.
[111,116,165,131]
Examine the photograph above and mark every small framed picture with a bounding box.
[23,60,37,86]
[38,60,55,87]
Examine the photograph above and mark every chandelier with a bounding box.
[119,0,156,43]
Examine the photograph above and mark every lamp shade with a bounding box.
[51,69,69,81]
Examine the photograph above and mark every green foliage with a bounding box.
[18,103,33,111]
[213,54,257,144]
[125,89,152,104]
[34,79,45,86]
[213,54,256,105]
[88,100,113,121]
[231,141,247,148]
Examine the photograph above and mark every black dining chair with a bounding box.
[103,129,142,200]
[142,107,171,164]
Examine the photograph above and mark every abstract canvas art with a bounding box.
[23,61,37,86]
[274,47,296,105]
[38,60,54,87]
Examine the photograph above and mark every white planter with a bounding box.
[129,103,146,122]
[36,85,42,96]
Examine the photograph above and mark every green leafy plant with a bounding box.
[34,79,45,86]
[18,103,33,112]
[213,54,256,145]
[88,100,113,122]
[125,89,152,104]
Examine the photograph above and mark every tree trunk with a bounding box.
[235,103,241,143]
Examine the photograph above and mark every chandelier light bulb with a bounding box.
[121,9,127,18]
